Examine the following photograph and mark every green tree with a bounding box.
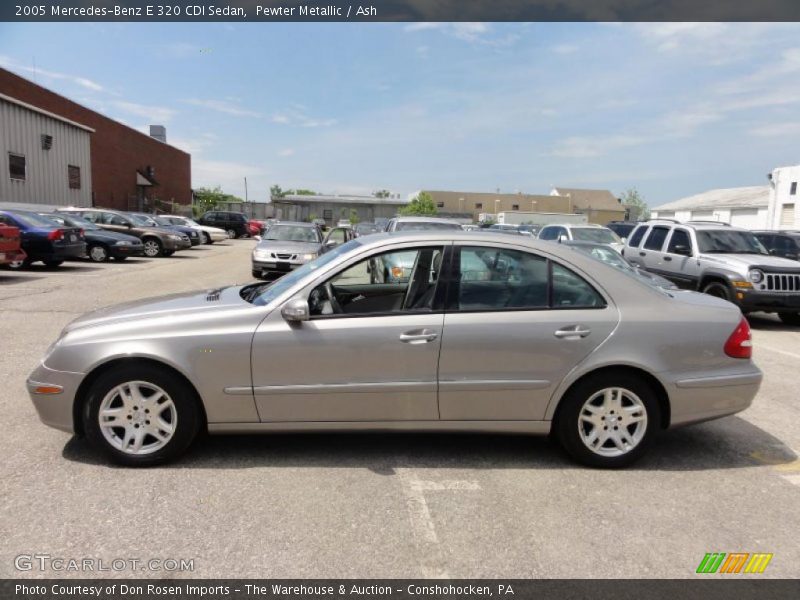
[349,209,361,225]
[194,186,243,214]
[270,184,286,199]
[292,189,317,196]
[399,192,438,216]
[373,189,391,198]
[619,187,650,221]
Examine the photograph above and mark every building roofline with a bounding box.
[0,92,94,133]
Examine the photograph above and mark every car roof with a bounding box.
[269,221,316,228]
[393,216,461,224]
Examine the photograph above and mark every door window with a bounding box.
[539,226,564,241]
[103,213,129,226]
[627,225,647,248]
[309,247,444,317]
[666,228,692,254]
[643,226,669,251]
[451,247,604,311]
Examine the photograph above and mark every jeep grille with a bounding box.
[765,273,800,292]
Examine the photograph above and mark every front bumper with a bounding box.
[737,290,800,313]
[252,258,307,278]
[666,368,762,427]
[163,237,192,251]
[108,244,144,258]
[26,362,84,434]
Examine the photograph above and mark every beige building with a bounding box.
[422,190,571,222]
[550,187,627,224]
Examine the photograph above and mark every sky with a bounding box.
[1,22,800,207]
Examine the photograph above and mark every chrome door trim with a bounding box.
[439,379,551,391]
[252,381,436,395]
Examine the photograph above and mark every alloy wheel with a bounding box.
[578,387,647,457]
[97,381,177,455]
[89,245,108,262]
[143,240,160,257]
[226,229,236,239]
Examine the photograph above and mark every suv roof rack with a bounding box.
[685,220,730,226]
[645,218,681,224]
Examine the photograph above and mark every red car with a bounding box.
[0,222,27,267]
[247,219,263,237]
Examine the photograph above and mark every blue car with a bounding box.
[0,210,87,269]
[129,213,201,246]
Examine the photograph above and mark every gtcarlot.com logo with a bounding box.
[14,554,194,572]
[696,552,773,574]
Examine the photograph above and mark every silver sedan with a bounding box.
[27,232,761,468]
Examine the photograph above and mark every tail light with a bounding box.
[724,316,752,359]
[79,229,85,237]
[47,229,64,241]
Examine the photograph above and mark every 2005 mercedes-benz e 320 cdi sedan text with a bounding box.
[27,232,762,468]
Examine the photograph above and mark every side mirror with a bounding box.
[324,239,339,247]
[281,298,310,322]
[558,235,569,243]
[673,244,691,256]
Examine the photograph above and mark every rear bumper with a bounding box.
[26,362,84,434]
[0,249,26,264]
[31,243,87,261]
[666,369,762,427]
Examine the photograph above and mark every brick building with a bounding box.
[0,67,190,211]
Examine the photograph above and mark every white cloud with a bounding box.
[182,98,262,118]
[113,101,176,123]
[0,55,108,93]
[551,135,647,159]
[749,122,800,137]
[278,148,295,157]
[551,44,579,55]
[403,22,515,46]
[270,108,337,128]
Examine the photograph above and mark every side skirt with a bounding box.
[208,420,551,435]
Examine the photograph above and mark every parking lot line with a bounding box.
[757,344,800,361]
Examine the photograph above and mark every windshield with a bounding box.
[129,214,157,227]
[696,230,768,254]
[246,240,362,306]
[46,214,99,230]
[570,227,621,244]
[155,217,175,226]
[395,221,461,231]
[263,224,322,243]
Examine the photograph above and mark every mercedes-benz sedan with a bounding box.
[28,232,761,468]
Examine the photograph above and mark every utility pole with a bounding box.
[244,177,249,216]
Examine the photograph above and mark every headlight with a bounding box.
[749,269,764,283]
[301,253,317,261]
[114,240,132,246]
[168,234,182,241]
[253,249,270,259]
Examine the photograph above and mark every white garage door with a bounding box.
[730,208,760,229]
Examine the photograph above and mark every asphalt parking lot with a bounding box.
[1,240,799,579]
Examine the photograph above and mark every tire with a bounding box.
[7,258,30,270]
[88,244,109,262]
[252,270,262,279]
[779,312,800,326]
[43,260,63,268]
[555,372,661,468]
[82,363,201,466]
[226,229,237,239]
[701,281,732,302]
[142,238,162,258]
[202,232,211,245]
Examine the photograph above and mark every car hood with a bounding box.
[702,253,800,272]
[63,286,247,334]
[255,240,321,253]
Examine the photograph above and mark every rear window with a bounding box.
[627,225,647,247]
[6,211,59,228]
[643,226,669,251]
[570,227,621,244]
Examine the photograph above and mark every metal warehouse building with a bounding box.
[271,194,408,225]
[651,186,770,229]
[0,67,191,211]
[0,93,92,208]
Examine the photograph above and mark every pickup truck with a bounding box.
[0,222,27,267]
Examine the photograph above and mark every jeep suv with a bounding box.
[624,219,800,325]
[197,211,249,239]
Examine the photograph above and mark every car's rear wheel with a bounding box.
[779,312,800,326]
[88,244,109,262]
[702,281,732,302]
[7,258,30,270]
[555,372,660,468]
[142,238,162,258]
[226,228,237,239]
[83,364,201,466]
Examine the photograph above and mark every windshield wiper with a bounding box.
[240,282,272,303]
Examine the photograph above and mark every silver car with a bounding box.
[251,222,323,280]
[28,232,761,468]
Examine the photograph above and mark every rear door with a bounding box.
[661,227,698,288]
[437,243,618,421]
[637,225,670,272]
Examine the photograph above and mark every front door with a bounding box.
[437,244,618,421]
[251,244,447,422]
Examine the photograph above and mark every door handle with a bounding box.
[399,329,438,344]
[663,256,672,261]
[554,325,591,339]
[639,251,647,257]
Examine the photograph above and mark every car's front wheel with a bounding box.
[555,372,660,468]
[702,281,732,302]
[142,238,162,258]
[88,244,109,262]
[226,228,237,239]
[83,364,201,466]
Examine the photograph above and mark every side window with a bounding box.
[627,225,647,248]
[455,247,549,310]
[105,213,128,226]
[666,228,692,254]
[204,212,216,222]
[327,228,346,244]
[79,212,100,223]
[552,263,605,308]
[539,227,558,241]
[643,226,669,251]
[309,247,444,317]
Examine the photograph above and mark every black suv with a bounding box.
[606,221,638,240]
[198,211,249,239]
[753,231,800,262]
